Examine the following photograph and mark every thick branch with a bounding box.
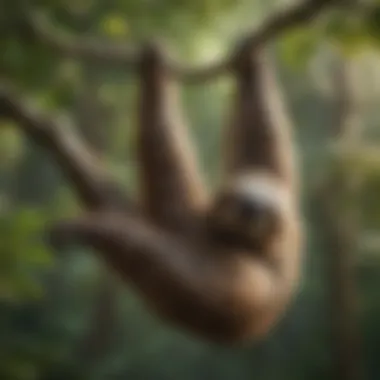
[26,0,339,82]
[0,86,134,211]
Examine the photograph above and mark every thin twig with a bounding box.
[26,13,139,67]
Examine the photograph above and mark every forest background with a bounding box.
[1,0,380,379]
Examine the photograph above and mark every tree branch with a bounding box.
[0,85,134,211]
[180,0,342,81]
[26,0,340,82]
[26,13,139,67]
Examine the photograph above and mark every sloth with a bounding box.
[49,42,303,345]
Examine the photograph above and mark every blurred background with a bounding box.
[1,0,380,379]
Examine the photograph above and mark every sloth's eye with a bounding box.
[237,197,268,222]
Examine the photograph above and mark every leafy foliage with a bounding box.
[0,208,53,302]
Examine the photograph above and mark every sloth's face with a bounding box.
[208,174,291,250]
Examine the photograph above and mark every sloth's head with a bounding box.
[207,173,293,250]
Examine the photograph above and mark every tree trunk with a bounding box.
[319,58,364,380]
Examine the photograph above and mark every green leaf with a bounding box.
[0,123,23,169]
[101,14,129,38]
[0,208,53,303]
[325,11,372,56]
[366,6,380,46]
[278,27,321,70]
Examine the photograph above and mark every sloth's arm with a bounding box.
[136,44,208,233]
[223,46,298,192]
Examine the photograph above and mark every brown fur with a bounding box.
[136,43,208,233]
[51,44,302,345]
